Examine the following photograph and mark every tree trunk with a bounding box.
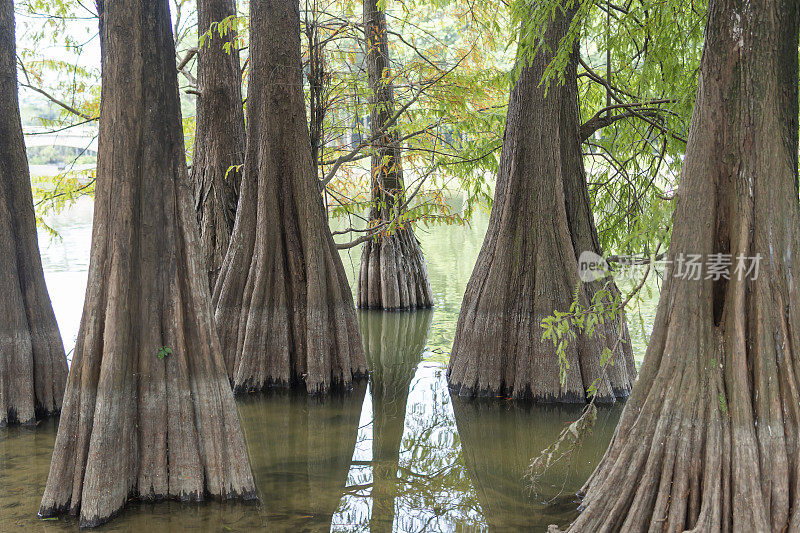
[0,0,68,426]
[360,310,432,531]
[212,0,367,393]
[38,1,256,527]
[447,5,636,403]
[191,0,245,290]
[356,0,434,311]
[564,0,800,530]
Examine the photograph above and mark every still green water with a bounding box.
[0,197,655,532]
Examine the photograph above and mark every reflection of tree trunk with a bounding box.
[359,310,432,531]
[452,398,620,531]
[38,1,255,527]
[356,0,433,311]
[192,0,245,289]
[568,1,800,530]
[212,0,366,392]
[447,4,635,402]
[237,384,367,531]
[0,2,68,426]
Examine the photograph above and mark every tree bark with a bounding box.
[38,1,256,527]
[0,0,68,426]
[447,5,636,403]
[356,0,434,311]
[564,0,800,530]
[191,0,245,290]
[212,0,367,393]
[360,310,432,531]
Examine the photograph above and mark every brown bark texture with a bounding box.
[447,6,636,403]
[565,0,800,530]
[356,0,434,311]
[212,0,366,393]
[0,0,68,426]
[38,1,256,527]
[191,0,245,290]
[360,310,432,531]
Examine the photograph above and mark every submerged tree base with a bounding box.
[38,1,257,527]
[0,0,68,427]
[212,0,367,393]
[357,228,434,310]
[564,0,800,530]
[447,4,635,404]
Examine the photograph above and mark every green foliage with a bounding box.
[197,14,245,54]
[157,346,173,360]
[19,0,704,262]
[31,169,95,236]
[540,280,623,393]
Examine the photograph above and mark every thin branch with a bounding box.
[176,46,198,72]
[19,83,96,121]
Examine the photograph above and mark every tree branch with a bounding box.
[19,83,96,121]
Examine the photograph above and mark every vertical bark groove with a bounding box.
[356,0,434,311]
[564,0,800,530]
[191,0,245,290]
[212,0,367,393]
[447,5,636,403]
[38,1,255,527]
[0,0,68,426]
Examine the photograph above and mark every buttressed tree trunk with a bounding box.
[447,5,635,402]
[212,0,366,393]
[0,0,68,426]
[38,0,256,527]
[356,0,434,310]
[565,0,800,530]
[192,0,245,289]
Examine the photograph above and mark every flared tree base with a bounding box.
[357,227,434,310]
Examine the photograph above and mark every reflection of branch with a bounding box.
[398,462,458,482]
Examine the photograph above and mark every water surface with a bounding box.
[0,198,653,531]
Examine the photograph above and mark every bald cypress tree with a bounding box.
[356,0,434,310]
[212,0,366,392]
[565,0,800,529]
[0,0,68,426]
[39,0,255,526]
[447,5,636,402]
[191,0,245,289]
